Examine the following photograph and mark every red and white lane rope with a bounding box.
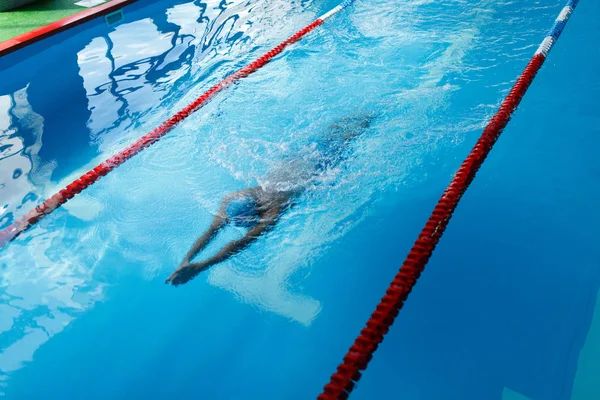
[318,1,580,399]
[0,0,356,249]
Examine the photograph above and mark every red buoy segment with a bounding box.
[318,53,546,400]
[0,19,324,249]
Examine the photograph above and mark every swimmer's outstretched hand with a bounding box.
[165,263,204,286]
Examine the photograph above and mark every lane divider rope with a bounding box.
[318,1,579,399]
[0,0,355,249]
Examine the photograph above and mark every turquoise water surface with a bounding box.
[0,0,599,398]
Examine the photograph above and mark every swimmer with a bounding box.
[165,113,373,286]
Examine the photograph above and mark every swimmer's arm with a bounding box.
[166,188,264,286]
[180,214,226,265]
[187,204,281,271]
[179,188,258,265]
[165,205,280,286]
[165,213,226,285]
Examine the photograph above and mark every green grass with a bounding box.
[0,0,83,42]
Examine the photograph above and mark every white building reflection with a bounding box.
[0,87,106,394]
[0,0,317,393]
[75,0,321,326]
[78,0,303,151]
[0,88,46,228]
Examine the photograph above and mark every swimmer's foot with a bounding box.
[165,264,200,286]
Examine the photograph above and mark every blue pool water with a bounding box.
[1,0,599,398]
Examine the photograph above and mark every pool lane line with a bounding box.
[0,0,355,249]
[0,0,138,57]
[318,1,580,399]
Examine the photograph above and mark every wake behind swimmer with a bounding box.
[166,113,374,286]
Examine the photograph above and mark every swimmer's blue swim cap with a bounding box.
[226,196,259,228]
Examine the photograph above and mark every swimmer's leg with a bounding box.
[327,112,376,143]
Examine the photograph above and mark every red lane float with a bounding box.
[0,0,357,249]
[318,0,579,398]
[318,53,546,400]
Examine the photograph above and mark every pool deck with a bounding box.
[0,0,135,57]
[0,0,84,43]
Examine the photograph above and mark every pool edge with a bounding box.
[0,0,138,57]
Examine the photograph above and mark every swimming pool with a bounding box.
[1,0,599,398]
